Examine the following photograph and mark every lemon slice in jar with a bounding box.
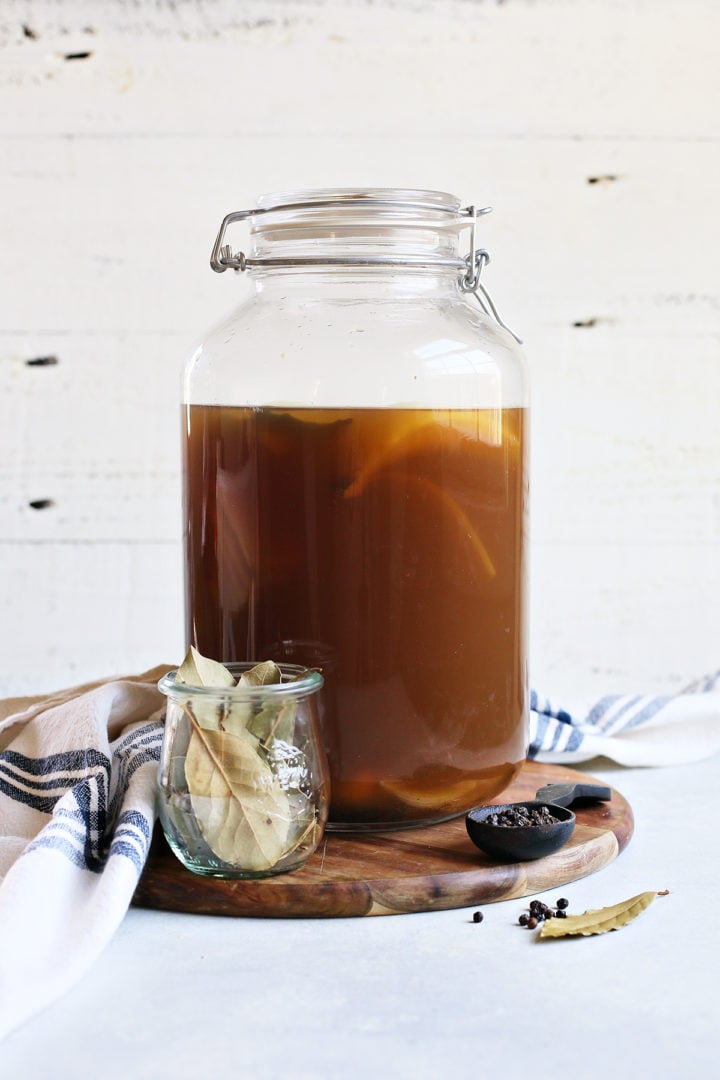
[344,409,517,501]
[273,407,348,425]
[379,776,485,812]
[414,476,496,579]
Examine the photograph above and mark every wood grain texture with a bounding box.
[132,761,634,918]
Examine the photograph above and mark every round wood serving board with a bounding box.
[132,761,633,919]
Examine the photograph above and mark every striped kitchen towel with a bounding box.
[0,668,167,1042]
[529,670,720,765]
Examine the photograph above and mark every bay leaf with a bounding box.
[189,700,229,732]
[176,647,252,733]
[177,645,236,688]
[239,660,283,687]
[185,722,290,871]
[280,815,321,860]
[218,700,254,737]
[241,661,293,744]
[269,699,297,744]
[248,698,298,745]
[246,699,281,741]
[539,891,659,938]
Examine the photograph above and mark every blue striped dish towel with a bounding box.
[1,666,719,1040]
[529,670,720,765]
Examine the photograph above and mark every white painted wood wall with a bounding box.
[1,0,718,698]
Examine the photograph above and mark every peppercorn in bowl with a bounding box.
[465,801,575,861]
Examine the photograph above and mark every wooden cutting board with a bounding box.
[132,760,633,919]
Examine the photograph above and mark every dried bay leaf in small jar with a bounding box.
[157,652,329,877]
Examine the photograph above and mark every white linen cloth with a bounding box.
[0,663,719,1040]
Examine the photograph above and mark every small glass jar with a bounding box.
[183,189,529,830]
[157,663,329,878]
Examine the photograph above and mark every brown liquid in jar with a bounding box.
[184,405,528,827]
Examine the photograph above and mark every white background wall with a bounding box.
[1,0,718,698]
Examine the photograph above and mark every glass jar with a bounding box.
[157,663,329,877]
[183,188,529,831]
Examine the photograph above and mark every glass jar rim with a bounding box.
[250,188,477,236]
[255,187,463,215]
[159,662,324,700]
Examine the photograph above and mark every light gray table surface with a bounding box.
[1,755,718,1080]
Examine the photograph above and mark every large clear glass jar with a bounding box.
[183,188,529,831]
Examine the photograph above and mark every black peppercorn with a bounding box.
[555,909,567,919]
[518,913,529,926]
[485,805,560,827]
[557,897,569,909]
[473,910,484,923]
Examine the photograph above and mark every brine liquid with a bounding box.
[184,405,527,826]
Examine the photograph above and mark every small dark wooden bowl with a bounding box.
[466,800,576,861]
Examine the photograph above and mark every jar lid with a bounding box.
[254,187,465,218]
[208,190,522,343]
[210,188,487,271]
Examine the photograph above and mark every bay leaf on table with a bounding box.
[185,723,290,870]
[539,891,659,938]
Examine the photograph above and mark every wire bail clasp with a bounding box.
[459,205,523,345]
[210,210,252,273]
